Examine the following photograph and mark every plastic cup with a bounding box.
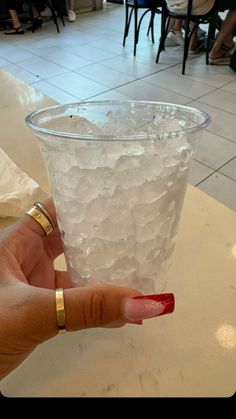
[26,101,210,293]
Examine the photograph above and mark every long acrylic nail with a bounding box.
[124,293,175,322]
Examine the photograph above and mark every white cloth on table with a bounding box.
[0,147,47,218]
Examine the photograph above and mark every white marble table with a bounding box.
[0,70,235,397]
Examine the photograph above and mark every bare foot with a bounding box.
[209,48,230,60]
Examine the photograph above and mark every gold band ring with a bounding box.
[55,288,66,334]
[26,202,55,236]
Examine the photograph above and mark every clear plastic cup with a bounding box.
[26,101,210,293]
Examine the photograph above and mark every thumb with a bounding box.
[28,284,143,342]
[28,286,174,344]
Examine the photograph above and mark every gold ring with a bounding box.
[55,288,66,334]
[34,202,55,229]
[26,202,55,236]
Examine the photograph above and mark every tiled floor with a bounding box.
[0,3,236,211]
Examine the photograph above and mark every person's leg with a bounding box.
[8,9,21,28]
[210,10,236,58]
[68,0,75,10]
[4,1,24,34]
[172,19,182,32]
[67,0,76,22]
[4,0,21,28]
[188,23,206,53]
[166,19,185,47]
[31,4,40,19]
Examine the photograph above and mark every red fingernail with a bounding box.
[133,293,175,315]
[124,293,175,322]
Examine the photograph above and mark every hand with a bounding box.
[0,199,174,380]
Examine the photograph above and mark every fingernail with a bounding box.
[124,293,175,322]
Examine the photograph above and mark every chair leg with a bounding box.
[147,11,155,44]
[161,6,167,50]
[134,8,138,56]
[54,0,65,27]
[206,23,211,65]
[47,1,60,33]
[123,6,133,46]
[123,4,129,46]
[52,9,60,33]
[147,13,151,37]
[156,14,169,63]
[182,19,192,75]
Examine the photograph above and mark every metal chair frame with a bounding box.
[123,0,167,56]
[156,0,217,74]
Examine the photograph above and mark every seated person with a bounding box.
[166,0,236,64]
[4,0,43,34]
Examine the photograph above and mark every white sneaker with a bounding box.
[41,7,51,17]
[165,30,185,47]
[68,9,76,22]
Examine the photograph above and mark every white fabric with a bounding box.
[0,148,47,218]
[166,0,215,15]
[68,9,76,22]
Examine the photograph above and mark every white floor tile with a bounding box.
[190,101,236,144]
[87,89,133,101]
[116,79,190,104]
[31,80,79,104]
[144,71,215,100]
[0,62,41,83]
[64,30,102,45]
[70,20,96,30]
[134,46,169,70]
[219,158,236,181]
[16,56,66,78]
[0,43,35,63]
[221,79,236,94]
[13,36,60,52]
[0,56,10,67]
[198,172,236,211]
[122,34,158,54]
[195,131,236,170]
[75,62,135,88]
[155,47,184,67]
[76,26,116,39]
[43,30,88,46]
[33,46,93,70]
[89,38,133,54]
[199,89,236,115]
[47,71,108,100]
[168,61,236,88]
[102,55,163,78]
[68,44,116,62]
[188,160,213,186]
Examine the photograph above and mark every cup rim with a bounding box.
[26,100,211,142]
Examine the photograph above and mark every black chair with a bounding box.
[28,0,65,32]
[123,0,167,56]
[156,0,217,74]
[45,0,65,33]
